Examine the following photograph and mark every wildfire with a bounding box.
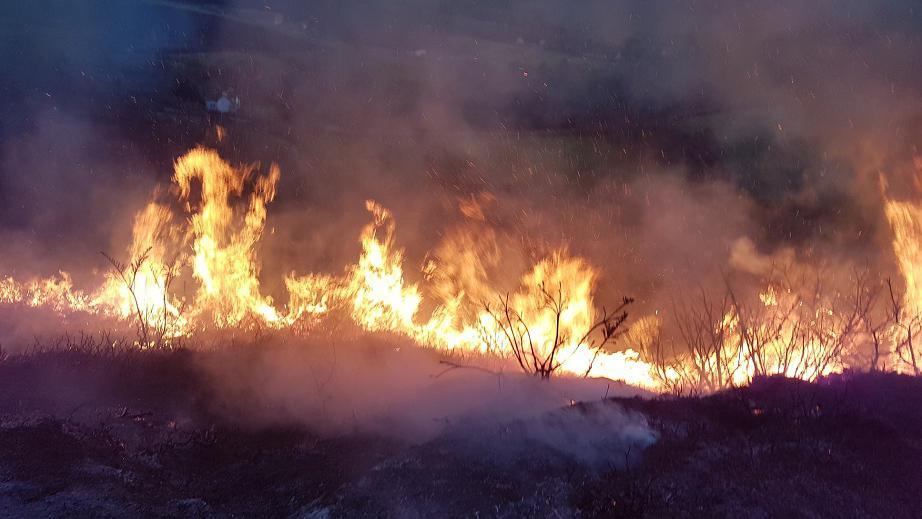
[4,146,921,391]
[1,273,92,313]
[176,148,282,327]
[884,200,922,314]
[881,163,922,375]
[0,147,663,385]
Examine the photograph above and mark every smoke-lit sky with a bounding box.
[2,0,921,306]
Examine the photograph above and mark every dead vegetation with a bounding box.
[882,278,922,375]
[641,263,878,395]
[481,282,633,379]
[102,247,185,350]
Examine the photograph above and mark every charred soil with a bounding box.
[0,347,920,518]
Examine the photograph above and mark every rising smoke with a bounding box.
[2,1,922,390]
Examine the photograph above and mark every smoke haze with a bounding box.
[3,1,922,380]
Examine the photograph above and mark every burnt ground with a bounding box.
[0,346,919,518]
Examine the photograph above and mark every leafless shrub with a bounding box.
[798,268,867,378]
[858,277,889,372]
[728,264,797,379]
[731,264,867,381]
[480,281,632,379]
[650,263,871,394]
[640,333,692,395]
[673,286,741,393]
[885,278,922,375]
[102,247,185,349]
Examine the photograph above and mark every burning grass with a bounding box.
[5,147,922,394]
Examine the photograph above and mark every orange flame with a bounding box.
[10,146,885,391]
